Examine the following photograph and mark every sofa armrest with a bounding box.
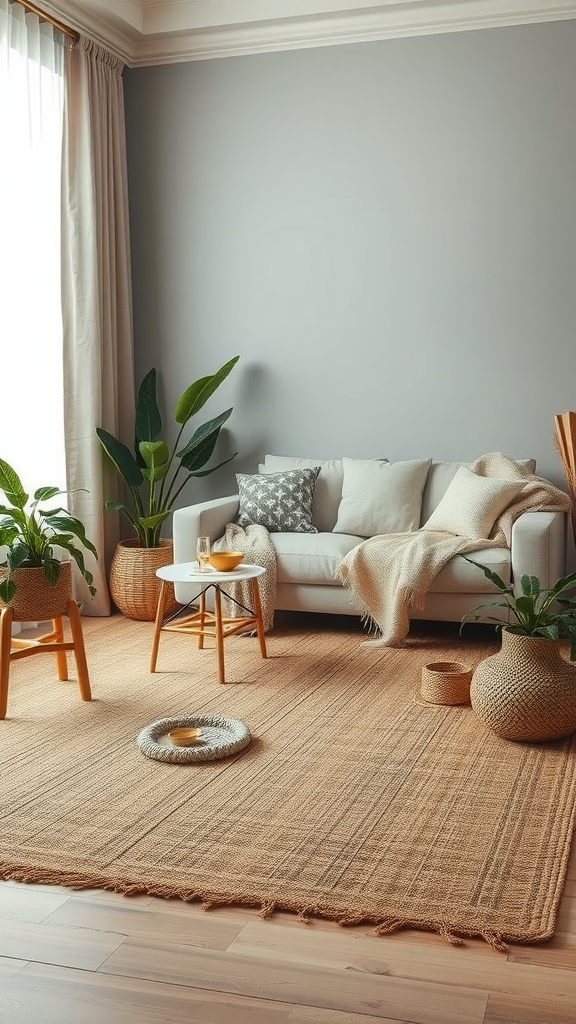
[172,495,240,565]
[511,510,567,594]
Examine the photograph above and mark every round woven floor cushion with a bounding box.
[137,715,251,763]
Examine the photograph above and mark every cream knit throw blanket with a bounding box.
[336,452,572,647]
[212,522,277,632]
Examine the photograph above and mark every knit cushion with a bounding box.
[236,468,320,533]
[422,466,525,541]
[333,458,432,537]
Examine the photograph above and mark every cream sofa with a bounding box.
[172,455,567,624]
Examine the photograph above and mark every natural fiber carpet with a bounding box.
[1,612,575,952]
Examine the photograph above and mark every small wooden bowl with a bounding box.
[208,551,244,572]
[169,727,203,746]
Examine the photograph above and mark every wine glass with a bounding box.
[196,536,211,572]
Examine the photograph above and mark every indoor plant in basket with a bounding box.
[460,558,576,741]
[96,356,239,620]
[0,458,97,622]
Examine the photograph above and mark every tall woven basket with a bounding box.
[109,538,179,622]
[471,630,576,741]
[0,561,72,622]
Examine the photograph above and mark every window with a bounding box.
[0,3,66,493]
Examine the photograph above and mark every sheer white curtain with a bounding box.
[0,0,66,493]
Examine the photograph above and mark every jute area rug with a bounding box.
[1,612,575,953]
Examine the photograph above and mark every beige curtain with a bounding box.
[61,37,135,615]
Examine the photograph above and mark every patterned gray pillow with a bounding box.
[236,468,320,533]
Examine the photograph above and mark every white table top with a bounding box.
[156,561,266,584]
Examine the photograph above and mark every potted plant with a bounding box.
[96,356,239,620]
[460,558,576,741]
[0,458,97,622]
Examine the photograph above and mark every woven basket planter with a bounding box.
[109,538,179,622]
[471,630,576,742]
[0,561,72,622]
[421,661,472,706]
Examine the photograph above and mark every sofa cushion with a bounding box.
[421,466,525,540]
[236,468,320,533]
[261,455,344,532]
[271,531,362,585]
[333,458,432,537]
[428,547,511,592]
[420,458,536,525]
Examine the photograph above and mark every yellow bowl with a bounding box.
[208,551,244,572]
[169,727,203,746]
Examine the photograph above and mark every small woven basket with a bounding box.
[421,661,472,706]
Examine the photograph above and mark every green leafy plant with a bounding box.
[0,459,97,604]
[96,356,239,548]
[460,557,576,660]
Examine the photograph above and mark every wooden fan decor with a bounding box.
[554,411,576,542]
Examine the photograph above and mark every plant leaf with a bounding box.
[34,486,63,503]
[139,511,170,529]
[462,557,513,595]
[174,357,239,424]
[520,575,540,598]
[0,458,27,509]
[139,441,170,484]
[97,428,144,488]
[135,369,162,442]
[44,517,98,558]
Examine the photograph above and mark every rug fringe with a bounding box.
[0,862,513,953]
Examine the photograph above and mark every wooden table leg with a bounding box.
[150,580,169,672]
[52,616,69,680]
[251,578,267,659]
[213,586,226,685]
[0,606,13,721]
[197,589,206,649]
[67,600,92,702]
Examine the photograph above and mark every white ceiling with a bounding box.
[42,0,576,67]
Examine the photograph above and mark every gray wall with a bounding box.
[123,20,576,509]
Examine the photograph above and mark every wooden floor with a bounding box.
[1,613,576,1023]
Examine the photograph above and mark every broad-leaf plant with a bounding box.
[96,356,239,548]
[0,459,97,604]
[460,557,576,660]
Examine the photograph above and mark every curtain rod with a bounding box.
[10,0,80,42]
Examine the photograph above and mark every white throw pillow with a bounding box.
[333,458,432,537]
[421,466,525,540]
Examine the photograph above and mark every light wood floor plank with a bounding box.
[288,1010,405,1024]
[484,993,576,1024]
[97,935,488,1024]
[0,918,126,971]
[228,919,576,1008]
[43,895,245,949]
[0,884,71,923]
[0,962,292,1024]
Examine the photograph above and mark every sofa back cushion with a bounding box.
[261,455,345,532]
[419,458,536,526]
[333,458,432,537]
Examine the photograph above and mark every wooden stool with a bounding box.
[0,601,92,720]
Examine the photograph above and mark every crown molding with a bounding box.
[41,0,576,67]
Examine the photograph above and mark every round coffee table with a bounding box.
[149,561,267,685]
